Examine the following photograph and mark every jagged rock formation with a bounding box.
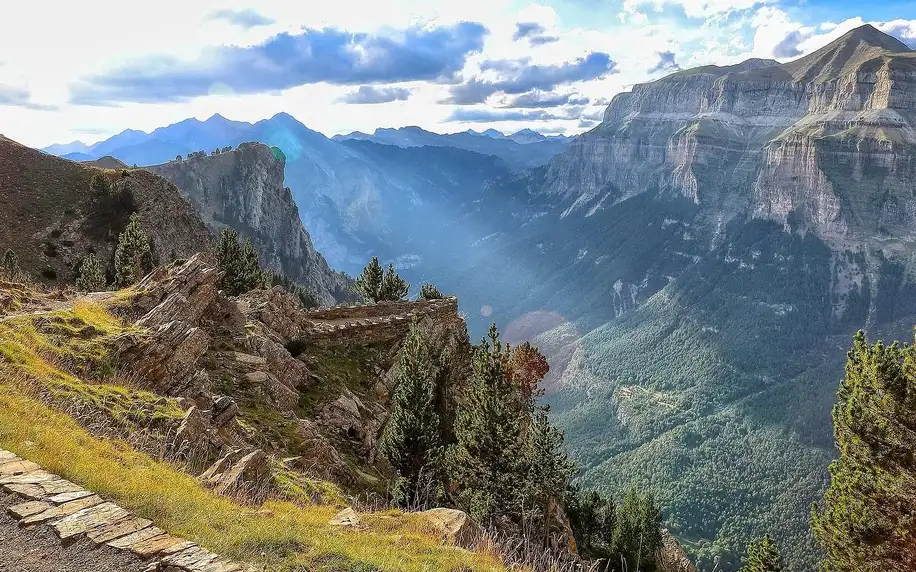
[0,136,210,284]
[148,143,353,305]
[0,448,255,571]
[109,255,470,490]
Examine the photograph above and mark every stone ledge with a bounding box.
[0,448,256,572]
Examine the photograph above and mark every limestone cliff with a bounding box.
[542,24,916,246]
[148,143,353,305]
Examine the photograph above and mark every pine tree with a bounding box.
[114,213,153,287]
[76,253,106,292]
[354,256,384,302]
[812,330,916,572]
[524,405,576,544]
[215,227,244,294]
[379,320,442,508]
[740,535,782,572]
[240,237,268,290]
[1,248,22,280]
[612,489,663,572]
[451,324,526,526]
[379,263,409,301]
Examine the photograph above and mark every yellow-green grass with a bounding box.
[0,389,506,571]
[0,300,181,425]
[0,297,508,570]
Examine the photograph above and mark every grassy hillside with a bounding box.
[0,295,507,572]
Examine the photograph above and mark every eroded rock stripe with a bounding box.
[0,449,256,572]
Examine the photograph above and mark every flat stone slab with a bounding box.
[107,525,167,549]
[87,516,153,544]
[47,490,94,504]
[0,470,56,485]
[130,533,189,558]
[41,479,86,495]
[20,494,103,525]
[53,502,131,539]
[3,483,46,500]
[0,459,40,476]
[8,500,54,519]
[159,546,220,569]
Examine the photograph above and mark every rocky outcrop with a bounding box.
[657,529,698,572]
[148,142,353,305]
[107,256,474,493]
[541,25,916,245]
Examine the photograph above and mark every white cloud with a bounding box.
[1,1,914,147]
[620,0,767,21]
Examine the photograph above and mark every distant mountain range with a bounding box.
[332,126,569,165]
[45,118,570,170]
[43,113,567,278]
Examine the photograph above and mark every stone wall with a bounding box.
[297,297,459,347]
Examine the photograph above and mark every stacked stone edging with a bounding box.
[0,448,255,572]
[300,297,457,321]
[297,297,459,347]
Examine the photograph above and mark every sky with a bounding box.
[1,0,915,148]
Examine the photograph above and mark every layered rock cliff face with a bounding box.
[543,25,916,246]
[148,143,353,305]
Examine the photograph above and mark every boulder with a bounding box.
[200,449,271,501]
[418,508,482,549]
[328,507,360,527]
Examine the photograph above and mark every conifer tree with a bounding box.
[451,324,526,525]
[380,320,442,508]
[812,330,916,572]
[380,263,409,301]
[76,253,106,292]
[524,405,576,543]
[612,489,663,572]
[240,237,268,290]
[114,213,153,287]
[739,535,782,572]
[354,256,384,302]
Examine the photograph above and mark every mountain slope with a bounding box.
[147,142,353,305]
[0,136,210,283]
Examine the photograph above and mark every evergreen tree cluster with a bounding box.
[354,257,409,303]
[1,249,23,281]
[566,487,664,572]
[419,283,443,300]
[214,227,269,296]
[381,321,670,565]
[812,330,916,572]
